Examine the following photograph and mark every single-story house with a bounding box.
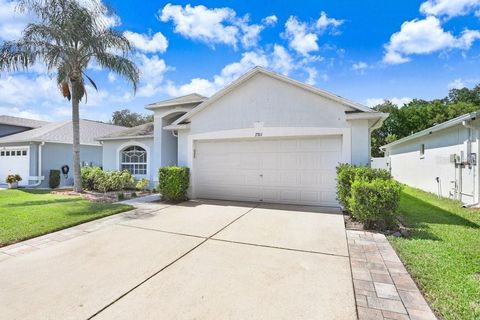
[381,112,480,207]
[0,118,125,187]
[99,66,387,207]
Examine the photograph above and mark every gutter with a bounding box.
[462,119,479,207]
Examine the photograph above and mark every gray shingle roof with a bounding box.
[97,122,154,140]
[0,115,50,128]
[0,119,126,145]
[145,93,207,110]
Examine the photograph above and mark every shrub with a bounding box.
[336,164,391,212]
[349,178,402,229]
[81,167,103,190]
[49,170,61,189]
[158,166,189,201]
[136,178,149,191]
[117,192,125,201]
[81,167,134,192]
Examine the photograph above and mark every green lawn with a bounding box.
[389,186,480,320]
[0,189,132,246]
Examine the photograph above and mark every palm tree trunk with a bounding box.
[71,94,83,193]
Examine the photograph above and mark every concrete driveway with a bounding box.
[0,200,356,320]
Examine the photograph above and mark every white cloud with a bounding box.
[352,61,369,73]
[0,106,51,121]
[365,97,412,107]
[158,3,265,49]
[316,11,344,31]
[0,0,32,41]
[283,12,343,57]
[283,16,319,56]
[124,31,168,53]
[136,54,170,97]
[305,67,318,85]
[420,0,480,18]
[107,72,116,83]
[262,15,278,26]
[271,44,293,75]
[448,78,466,89]
[383,16,480,64]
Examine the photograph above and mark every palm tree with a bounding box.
[0,0,139,192]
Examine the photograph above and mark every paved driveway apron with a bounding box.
[0,200,356,320]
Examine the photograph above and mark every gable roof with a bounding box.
[0,115,50,128]
[97,122,154,141]
[0,119,125,145]
[166,66,375,130]
[145,93,207,110]
[381,111,480,150]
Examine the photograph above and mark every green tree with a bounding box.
[0,0,139,192]
[111,109,153,127]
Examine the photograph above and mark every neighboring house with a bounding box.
[0,119,125,188]
[0,115,50,138]
[99,66,386,206]
[381,112,480,207]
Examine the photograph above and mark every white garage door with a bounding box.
[0,147,30,186]
[194,136,342,206]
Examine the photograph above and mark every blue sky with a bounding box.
[1,0,480,121]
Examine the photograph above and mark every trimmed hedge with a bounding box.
[336,164,401,230]
[349,178,402,229]
[80,167,135,192]
[336,164,391,212]
[49,170,61,189]
[158,166,189,201]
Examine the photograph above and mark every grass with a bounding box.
[0,189,132,247]
[389,186,480,320]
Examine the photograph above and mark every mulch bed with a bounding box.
[51,188,153,203]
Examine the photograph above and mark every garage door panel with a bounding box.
[0,147,30,186]
[194,136,342,206]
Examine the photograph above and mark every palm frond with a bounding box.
[94,52,139,92]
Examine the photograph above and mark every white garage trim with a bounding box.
[187,127,351,201]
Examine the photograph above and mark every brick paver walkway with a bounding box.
[347,230,437,320]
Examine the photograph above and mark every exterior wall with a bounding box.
[386,124,479,205]
[40,143,103,188]
[177,73,370,167]
[0,124,31,138]
[161,118,178,167]
[101,137,155,184]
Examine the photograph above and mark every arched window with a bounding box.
[121,146,147,175]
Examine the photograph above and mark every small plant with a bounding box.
[131,192,137,198]
[158,166,189,201]
[5,174,22,184]
[49,170,61,189]
[136,178,149,191]
[117,192,125,201]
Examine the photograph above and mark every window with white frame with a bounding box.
[121,146,147,175]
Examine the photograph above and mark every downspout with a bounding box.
[27,141,45,187]
[462,120,479,207]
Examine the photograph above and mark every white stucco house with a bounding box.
[381,112,480,207]
[99,67,387,206]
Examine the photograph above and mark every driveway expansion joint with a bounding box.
[210,237,350,258]
[88,203,259,319]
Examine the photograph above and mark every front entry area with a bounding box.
[193,135,342,206]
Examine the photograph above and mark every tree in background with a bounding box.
[0,0,139,192]
[371,86,480,157]
[111,109,153,127]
